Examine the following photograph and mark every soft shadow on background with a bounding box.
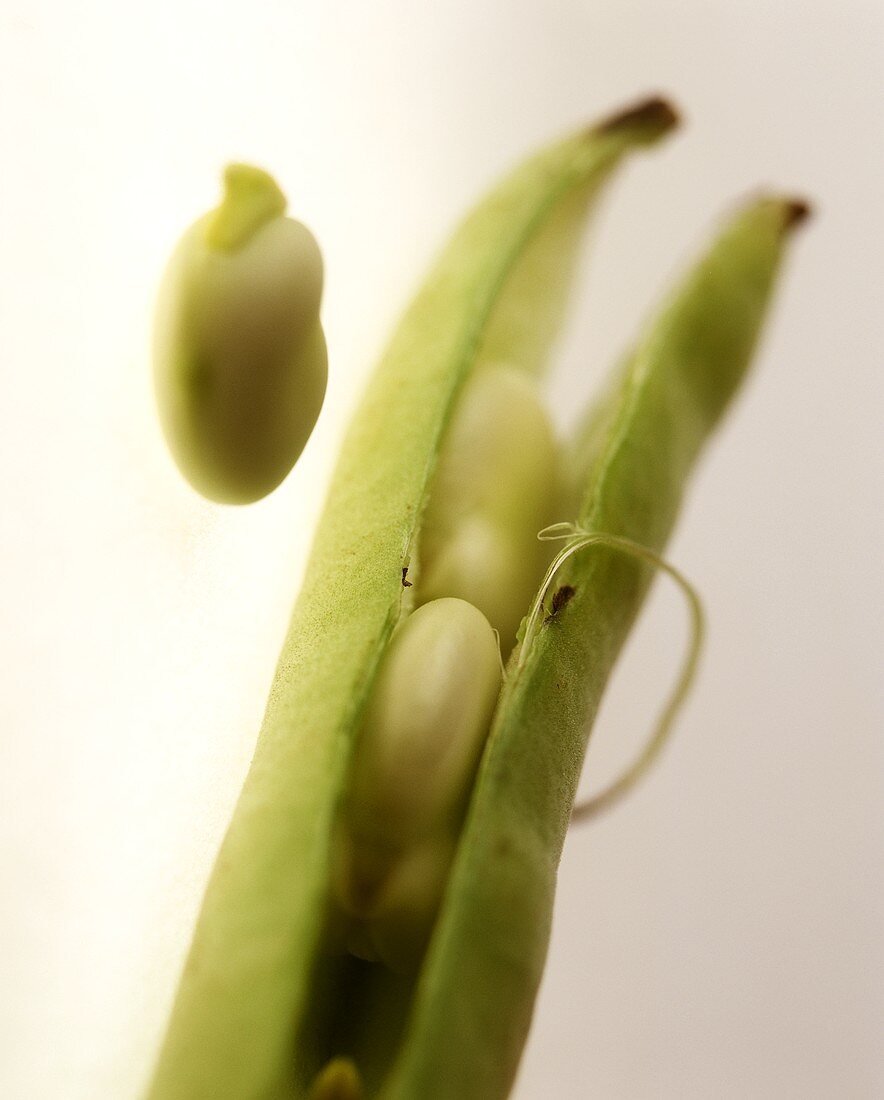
[1,2,882,1097]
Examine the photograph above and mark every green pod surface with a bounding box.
[153,164,327,504]
[145,98,805,1100]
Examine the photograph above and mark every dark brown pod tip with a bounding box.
[783,198,813,230]
[595,95,681,137]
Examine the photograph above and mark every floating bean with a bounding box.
[153,164,327,504]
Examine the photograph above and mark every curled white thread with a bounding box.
[518,521,705,823]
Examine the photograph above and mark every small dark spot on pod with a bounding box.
[544,584,576,624]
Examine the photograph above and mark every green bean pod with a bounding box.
[145,97,807,1100]
[381,194,808,1100]
[153,164,327,504]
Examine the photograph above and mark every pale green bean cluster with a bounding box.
[334,596,499,976]
[146,98,807,1100]
[330,364,559,981]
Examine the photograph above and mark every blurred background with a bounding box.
[1,1,882,1096]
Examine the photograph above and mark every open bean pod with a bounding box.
[146,98,806,1099]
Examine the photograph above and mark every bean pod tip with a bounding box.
[593,93,681,141]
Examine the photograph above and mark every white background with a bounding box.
[1,1,882,1097]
